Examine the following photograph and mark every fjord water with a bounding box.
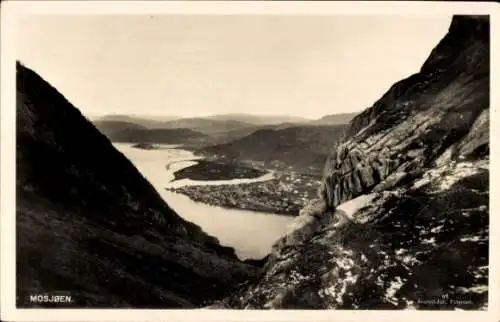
[114,143,294,260]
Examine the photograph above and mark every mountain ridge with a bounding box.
[16,61,259,307]
[93,114,181,126]
[213,14,490,310]
[198,124,347,175]
[202,113,311,125]
[98,126,208,144]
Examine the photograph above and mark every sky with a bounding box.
[17,14,452,119]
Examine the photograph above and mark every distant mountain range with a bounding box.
[95,114,181,128]
[202,113,311,125]
[92,112,357,150]
[161,118,256,134]
[93,120,208,144]
[308,112,358,125]
[94,112,357,131]
[92,120,148,135]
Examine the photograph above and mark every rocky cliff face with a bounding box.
[16,63,258,307]
[214,15,489,309]
[321,15,489,208]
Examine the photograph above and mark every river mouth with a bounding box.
[113,143,294,260]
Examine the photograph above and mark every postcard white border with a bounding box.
[1,1,499,322]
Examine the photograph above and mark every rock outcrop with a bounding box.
[16,63,259,307]
[214,15,490,309]
[320,15,489,208]
[324,17,490,207]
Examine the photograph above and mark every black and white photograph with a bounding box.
[0,1,498,321]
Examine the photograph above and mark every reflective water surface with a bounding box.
[114,143,294,259]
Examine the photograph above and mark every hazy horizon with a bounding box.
[18,14,452,119]
[88,111,315,120]
[89,111,359,121]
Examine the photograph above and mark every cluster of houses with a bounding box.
[169,170,320,216]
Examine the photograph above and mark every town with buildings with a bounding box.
[166,169,321,216]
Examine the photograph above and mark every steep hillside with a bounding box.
[215,15,489,309]
[200,125,347,175]
[16,62,259,308]
[309,112,358,125]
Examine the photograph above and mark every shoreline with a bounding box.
[165,172,319,217]
[163,153,321,218]
[165,186,299,216]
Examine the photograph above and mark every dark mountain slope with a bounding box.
[215,15,489,309]
[199,124,347,174]
[16,62,258,308]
